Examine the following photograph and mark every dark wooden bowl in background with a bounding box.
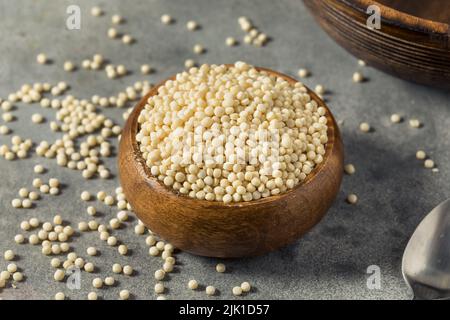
[303,0,450,90]
[118,67,344,258]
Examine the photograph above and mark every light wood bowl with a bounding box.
[303,0,450,90]
[118,67,344,258]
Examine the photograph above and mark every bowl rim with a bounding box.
[126,65,340,208]
[342,0,449,34]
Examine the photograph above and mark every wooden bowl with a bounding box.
[118,67,344,258]
[303,0,450,90]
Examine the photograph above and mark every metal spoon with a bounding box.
[402,199,450,300]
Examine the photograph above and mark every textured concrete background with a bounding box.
[0,0,449,300]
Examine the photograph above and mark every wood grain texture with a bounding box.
[303,0,450,90]
[118,67,344,258]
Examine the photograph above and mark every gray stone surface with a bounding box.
[0,0,449,300]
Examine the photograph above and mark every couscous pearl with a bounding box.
[87,247,97,256]
[107,236,117,246]
[88,292,98,300]
[205,286,216,296]
[390,114,402,123]
[315,84,325,95]
[97,191,106,201]
[186,20,198,31]
[91,6,102,16]
[109,218,121,229]
[22,199,32,208]
[141,64,153,75]
[344,164,356,175]
[416,150,427,160]
[184,59,196,68]
[51,258,61,268]
[63,61,75,72]
[298,68,309,78]
[2,113,14,122]
[145,235,156,246]
[154,283,165,294]
[216,263,226,273]
[112,263,122,274]
[163,262,174,273]
[31,113,44,124]
[81,191,91,201]
[359,122,371,132]
[241,281,251,292]
[134,224,145,235]
[409,119,421,128]
[111,14,122,24]
[36,53,47,64]
[4,250,15,261]
[49,178,59,188]
[0,125,9,135]
[12,198,22,208]
[89,220,99,230]
[14,234,25,244]
[188,279,198,290]
[55,292,65,300]
[226,37,237,46]
[160,14,172,24]
[87,206,96,216]
[118,244,128,255]
[84,262,95,273]
[92,278,103,288]
[28,218,41,228]
[347,193,358,204]
[34,164,45,173]
[74,257,85,268]
[107,28,118,39]
[100,231,109,241]
[19,188,28,198]
[193,44,204,54]
[20,221,31,231]
[120,290,130,300]
[154,269,165,281]
[78,221,88,231]
[352,72,364,83]
[232,286,243,296]
[53,215,62,225]
[0,271,11,280]
[104,195,114,205]
[149,246,159,256]
[122,34,133,44]
[33,178,43,188]
[165,257,176,265]
[60,243,70,252]
[117,211,128,221]
[424,159,435,169]
[104,276,115,286]
[29,191,39,200]
[155,241,165,251]
[54,269,65,281]
[67,252,77,262]
[123,265,133,276]
[7,263,17,273]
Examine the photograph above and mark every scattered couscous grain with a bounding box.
[347,193,358,204]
